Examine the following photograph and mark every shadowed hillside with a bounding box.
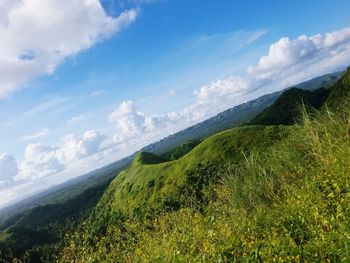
[251,68,349,126]
[251,87,330,125]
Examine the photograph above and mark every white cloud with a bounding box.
[0,0,138,98]
[194,76,249,104]
[16,130,107,181]
[106,27,350,151]
[108,100,185,137]
[58,130,107,164]
[0,154,18,183]
[247,28,350,84]
[67,115,86,124]
[23,97,70,116]
[17,143,64,181]
[108,100,147,135]
[90,90,106,97]
[193,27,350,111]
[22,128,50,141]
[13,27,350,183]
[3,27,350,207]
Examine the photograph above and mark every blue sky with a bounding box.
[0,0,350,207]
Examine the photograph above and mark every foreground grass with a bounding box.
[57,103,350,262]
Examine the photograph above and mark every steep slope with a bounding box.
[0,71,343,262]
[251,68,349,126]
[325,67,350,110]
[0,154,132,227]
[132,152,168,165]
[61,68,350,263]
[92,125,289,230]
[161,139,202,161]
[251,87,330,125]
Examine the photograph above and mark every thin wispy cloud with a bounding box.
[90,90,106,97]
[67,115,86,124]
[23,98,70,116]
[22,128,50,141]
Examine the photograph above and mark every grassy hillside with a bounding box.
[92,125,289,230]
[325,67,350,110]
[58,68,350,262]
[251,68,349,126]
[251,87,330,125]
[0,154,132,227]
[0,159,131,262]
[0,71,345,262]
[161,139,202,161]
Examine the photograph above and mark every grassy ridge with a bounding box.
[251,87,330,125]
[92,125,289,228]
[63,102,350,262]
[97,65,350,221]
[0,70,347,262]
[250,67,349,126]
[58,68,350,262]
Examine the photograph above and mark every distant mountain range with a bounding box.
[142,71,342,154]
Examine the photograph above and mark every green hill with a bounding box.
[251,87,330,125]
[161,139,202,161]
[251,68,350,126]
[132,151,168,165]
[92,125,289,231]
[0,70,346,262]
[59,68,350,262]
[325,67,350,110]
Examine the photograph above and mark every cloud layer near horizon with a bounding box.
[1,24,350,206]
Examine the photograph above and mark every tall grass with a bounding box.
[60,104,350,262]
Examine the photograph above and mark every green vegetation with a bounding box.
[91,125,288,232]
[0,173,118,262]
[161,139,202,161]
[0,70,348,262]
[57,67,350,262]
[251,87,330,125]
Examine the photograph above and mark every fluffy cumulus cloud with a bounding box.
[246,28,350,88]
[17,143,64,180]
[188,27,350,112]
[194,76,249,105]
[0,154,18,184]
[3,27,350,205]
[0,0,138,98]
[16,130,107,181]
[108,27,350,148]
[108,100,147,135]
[58,130,107,163]
[108,100,185,143]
